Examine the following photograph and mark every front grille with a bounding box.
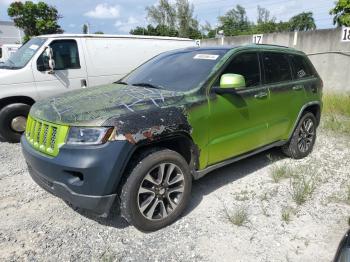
[25,115,69,157]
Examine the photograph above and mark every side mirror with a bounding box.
[220,74,246,89]
[45,47,55,73]
[213,74,246,96]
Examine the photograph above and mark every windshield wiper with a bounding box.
[115,80,129,85]
[131,82,164,89]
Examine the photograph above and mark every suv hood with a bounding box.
[30,84,186,126]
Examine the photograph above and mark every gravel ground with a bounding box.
[0,129,349,262]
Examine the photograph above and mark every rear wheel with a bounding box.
[282,112,317,159]
[0,103,31,143]
[120,149,192,231]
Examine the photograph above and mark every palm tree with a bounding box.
[289,12,316,31]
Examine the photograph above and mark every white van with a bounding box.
[0,34,198,142]
[0,44,21,63]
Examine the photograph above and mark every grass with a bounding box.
[323,93,350,117]
[224,206,249,227]
[270,165,294,183]
[281,207,292,223]
[322,93,350,134]
[290,175,316,205]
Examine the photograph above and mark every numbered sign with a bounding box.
[341,27,350,42]
[252,34,263,44]
[195,39,201,46]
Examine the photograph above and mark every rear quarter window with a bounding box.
[289,55,313,79]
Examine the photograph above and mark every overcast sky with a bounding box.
[0,0,336,34]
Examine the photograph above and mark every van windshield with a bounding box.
[121,49,228,92]
[0,38,46,70]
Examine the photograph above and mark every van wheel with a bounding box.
[120,149,192,232]
[0,103,31,143]
[282,112,317,159]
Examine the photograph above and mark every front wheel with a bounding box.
[120,149,192,231]
[0,103,31,143]
[282,112,317,159]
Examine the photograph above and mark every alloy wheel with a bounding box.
[137,163,185,221]
[297,118,315,153]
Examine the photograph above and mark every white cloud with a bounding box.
[114,16,140,33]
[84,3,120,19]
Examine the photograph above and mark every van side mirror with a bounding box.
[212,74,246,96]
[46,47,55,73]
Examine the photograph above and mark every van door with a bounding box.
[262,52,307,143]
[207,51,270,165]
[33,39,88,99]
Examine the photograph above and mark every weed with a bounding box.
[271,165,293,183]
[224,206,249,226]
[281,207,293,223]
[290,175,316,205]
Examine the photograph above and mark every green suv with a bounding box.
[21,45,322,231]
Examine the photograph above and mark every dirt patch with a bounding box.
[0,130,349,261]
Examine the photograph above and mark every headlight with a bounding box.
[66,127,113,145]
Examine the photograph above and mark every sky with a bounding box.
[0,0,336,35]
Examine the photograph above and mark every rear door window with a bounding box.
[262,52,292,84]
[289,55,313,79]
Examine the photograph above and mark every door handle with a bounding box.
[292,85,304,91]
[81,79,87,88]
[254,92,268,99]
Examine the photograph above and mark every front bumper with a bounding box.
[21,136,134,216]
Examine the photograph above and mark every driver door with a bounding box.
[32,39,88,99]
[207,51,270,165]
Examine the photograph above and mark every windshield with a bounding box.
[0,38,46,69]
[121,49,228,92]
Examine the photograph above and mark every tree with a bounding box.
[288,12,316,31]
[94,31,104,34]
[257,5,275,24]
[146,0,176,28]
[132,0,201,39]
[176,0,201,38]
[218,5,253,36]
[130,24,178,37]
[8,1,63,42]
[330,0,350,27]
[82,24,88,34]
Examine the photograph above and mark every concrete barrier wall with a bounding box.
[201,28,350,92]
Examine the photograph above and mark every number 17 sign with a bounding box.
[341,27,350,42]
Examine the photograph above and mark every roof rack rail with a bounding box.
[252,43,290,48]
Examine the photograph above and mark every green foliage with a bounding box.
[133,2,318,38]
[289,12,316,31]
[131,0,202,39]
[321,93,350,134]
[218,5,254,36]
[130,24,179,37]
[8,1,63,41]
[330,0,350,27]
[94,31,104,35]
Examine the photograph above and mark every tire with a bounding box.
[282,112,317,159]
[120,148,192,232]
[0,103,31,143]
